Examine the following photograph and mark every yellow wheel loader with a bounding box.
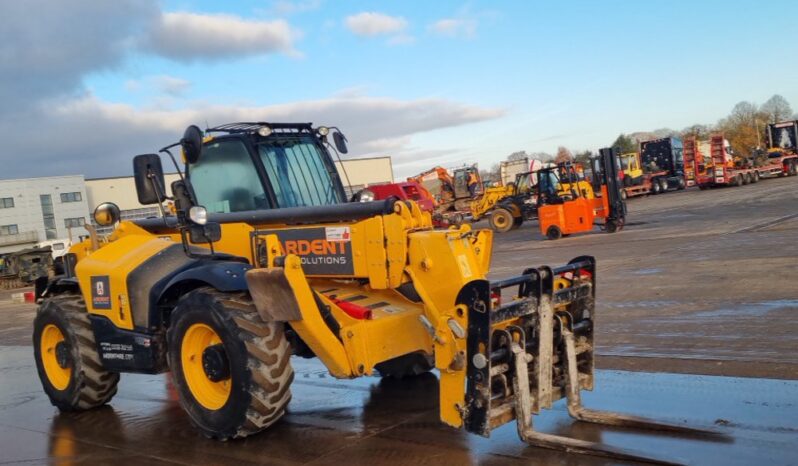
[33,122,723,463]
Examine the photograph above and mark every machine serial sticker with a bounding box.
[325,227,351,242]
[90,276,112,310]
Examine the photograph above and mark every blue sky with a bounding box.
[2,0,797,178]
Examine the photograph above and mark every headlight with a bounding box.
[317,126,330,136]
[188,206,208,225]
[357,189,375,202]
[257,126,272,137]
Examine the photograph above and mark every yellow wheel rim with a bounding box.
[554,277,571,290]
[495,214,508,227]
[181,323,231,410]
[41,324,71,390]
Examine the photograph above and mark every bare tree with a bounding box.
[761,94,793,124]
[530,151,554,161]
[506,151,529,161]
[554,146,573,164]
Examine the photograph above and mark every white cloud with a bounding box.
[152,75,192,96]
[0,93,504,179]
[144,12,301,61]
[429,18,477,38]
[345,12,407,37]
[268,0,322,16]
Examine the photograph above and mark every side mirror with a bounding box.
[133,154,165,205]
[182,125,204,164]
[93,202,121,226]
[333,131,348,154]
[188,222,222,244]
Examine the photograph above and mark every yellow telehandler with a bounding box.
[33,122,722,463]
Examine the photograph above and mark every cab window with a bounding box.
[190,139,268,213]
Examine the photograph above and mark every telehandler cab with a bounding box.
[34,123,721,463]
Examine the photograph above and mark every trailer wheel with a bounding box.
[651,180,661,195]
[752,171,760,183]
[790,161,798,176]
[734,174,743,187]
[546,226,562,240]
[33,294,120,411]
[742,173,751,185]
[489,208,515,233]
[168,288,293,440]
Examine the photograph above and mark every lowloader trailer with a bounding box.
[33,122,726,464]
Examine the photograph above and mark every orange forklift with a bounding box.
[536,148,626,240]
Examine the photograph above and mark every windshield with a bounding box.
[191,139,267,213]
[258,135,344,208]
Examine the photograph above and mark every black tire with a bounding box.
[752,171,760,183]
[742,173,751,185]
[511,216,524,229]
[167,288,293,440]
[659,178,669,193]
[620,189,628,200]
[488,208,515,233]
[678,178,686,190]
[546,225,562,240]
[790,161,798,176]
[651,180,661,194]
[375,352,434,379]
[33,294,119,411]
[605,220,618,234]
[734,174,743,187]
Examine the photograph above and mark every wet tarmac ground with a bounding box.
[1,347,797,465]
[2,177,798,464]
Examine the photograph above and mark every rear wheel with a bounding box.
[33,294,119,411]
[488,208,515,233]
[168,288,293,440]
[742,173,751,185]
[752,171,760,183]
[734,174,743,187]
[678,178,686,190]
[546,225,562,240]
[659,178,669,193]
[790,161,798,176]
[511,216,524,229]
[605,220,619,234]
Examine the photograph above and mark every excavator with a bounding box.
[408,165,482,225]
[33,122,723,464]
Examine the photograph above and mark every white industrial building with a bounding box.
[0,175,90,254]
[0,156,393,254]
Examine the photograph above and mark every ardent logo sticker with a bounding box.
[261,227,354,275]
[91,276,112,310]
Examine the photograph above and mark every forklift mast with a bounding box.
[594,148,626,225]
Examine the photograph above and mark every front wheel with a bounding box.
[168,288,294,440]
[488,208,515,233]
[33,294,120,411]
[546,225,562,240]
[651,180,661,194]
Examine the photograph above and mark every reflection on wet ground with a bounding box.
[1,347,796,465]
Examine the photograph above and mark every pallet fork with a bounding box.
[459,257,728,465]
